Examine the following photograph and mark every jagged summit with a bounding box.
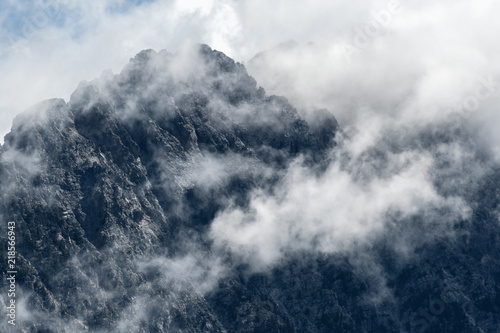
[0,45,341,332]
[71,44,267,111]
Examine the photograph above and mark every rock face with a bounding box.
[0,45,499,332]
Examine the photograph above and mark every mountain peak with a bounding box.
[0,46,341,332]
[2,44,497,333]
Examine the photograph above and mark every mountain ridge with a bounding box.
[0,44,499,333]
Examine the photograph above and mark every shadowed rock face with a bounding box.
[0,45,499,333]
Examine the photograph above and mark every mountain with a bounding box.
[1,44,499,333]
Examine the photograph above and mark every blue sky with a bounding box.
[106,0,155,13]
[1,2,65,44]
[0,0,156,46]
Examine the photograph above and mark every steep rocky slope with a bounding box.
[0,45,499,332]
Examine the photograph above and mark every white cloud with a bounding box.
[209,148,471,271]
